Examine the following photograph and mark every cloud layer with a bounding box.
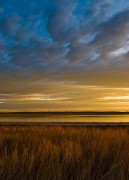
[0,0,129,111]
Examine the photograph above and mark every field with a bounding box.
[0,125,129,180]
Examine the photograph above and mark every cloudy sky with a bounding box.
[0,0,129,112]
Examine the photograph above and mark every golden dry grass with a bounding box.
[0,125,129,180]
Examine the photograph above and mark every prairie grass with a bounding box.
[0,125,129,180]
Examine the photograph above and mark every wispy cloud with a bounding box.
[102,96,129,100]
[0,93,70,103]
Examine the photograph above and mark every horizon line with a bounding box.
[0,111,129,113]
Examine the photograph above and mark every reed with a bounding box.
[0,125,129,180]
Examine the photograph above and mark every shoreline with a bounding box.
[0,122,129,127]
[0,111,129,117]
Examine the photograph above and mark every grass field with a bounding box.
[0,125,129,180]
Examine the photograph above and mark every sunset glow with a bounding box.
[0,0,129,112]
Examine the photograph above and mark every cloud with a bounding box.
[102,96,129,100]
[0,1,129,72]
[0,0,129,111]
[0,93,70,103]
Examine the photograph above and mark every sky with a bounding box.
[0,0,129,112]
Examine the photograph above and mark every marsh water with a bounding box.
[0,115,129,123]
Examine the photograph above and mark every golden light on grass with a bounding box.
[0,125,129,179]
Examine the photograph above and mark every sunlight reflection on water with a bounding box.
[0,115,129,122]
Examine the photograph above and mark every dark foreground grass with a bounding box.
[0,125,129,180]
